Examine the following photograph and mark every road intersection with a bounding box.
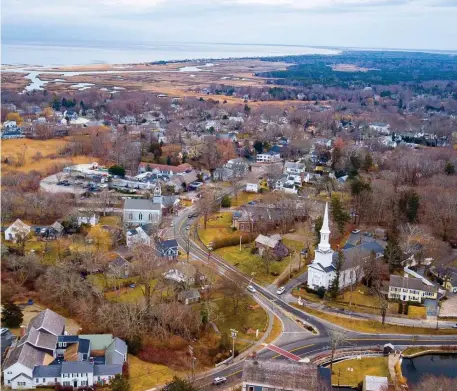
[172,188,457,389]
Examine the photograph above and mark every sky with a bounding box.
[2,0,457,51]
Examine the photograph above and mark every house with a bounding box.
[107,255,131,278]
[164,263,199,286]
[224,158,250,172]
[363,375,389,391]
[123,199,162,227]
[283,161,306,176]
[2,308,128,390]
[307,203,385,291]
[4,219,31,242]
[255,234,289,259]
[137,162,193,176]
[178,289,201,305]
[3,120,18,129]
[232,204,306,233]
[170,171,198,192]
[369,122,391,135]
[388,275,438,303]
[275,175,299,194]
[242,359,327,391]
[156,239,179,260]
[77,213,99,227]
[246,183,259,193]
[213,167,233,181]
[50,221,65,237]
[63,110,78,121]
[126,223,156,247]
[430,266,457,293]
[256,151,281,163]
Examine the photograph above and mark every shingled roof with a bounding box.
[27,309,65,336]
[242,359,319,391]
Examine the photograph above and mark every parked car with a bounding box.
[351,229,360,234]
[452,324,457,329]
[276,286,286,295]
[213,377,227,385]
[185,225,190,230]
[247,285,256,293]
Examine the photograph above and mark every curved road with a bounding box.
[173,203,457,389]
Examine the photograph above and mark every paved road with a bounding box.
[172,190,457,389]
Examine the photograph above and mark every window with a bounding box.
[8,381,11,384]
[139,213,143,220]
[18,382,26,386]
[98,377,101,381]
[36,379,39,383]
[55,378,58,383]
[82,381,88,386]
[63,381,70,386]
[7,372,12,375]
[43,378,46,382]
[248,387,254,391]
[149,213,153,221]
[129,213,133,220]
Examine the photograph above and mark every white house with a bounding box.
[307,203,385,291]
[123,199,162,227]
[77,213,99,227]
[245,183,259,193]
[369,122,391,135]
[256,151,281,163]
[126,223,156,247]
[4,219,31,242]
[283,161,306,176]
[388,275,437,303]
[3,120,18,129]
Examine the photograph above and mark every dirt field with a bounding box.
[1,138,97,175]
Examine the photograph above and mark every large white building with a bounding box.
[307,203,385,291]
[123,186,163,227]
[256,151,281,163]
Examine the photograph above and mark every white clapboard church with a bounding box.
[307,203,386,291]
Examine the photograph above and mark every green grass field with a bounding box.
[332,357,390,387]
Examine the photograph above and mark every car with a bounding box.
[170,222,174,227]
[213,377,227,385]
[247,285,256,293]
[452,324,457,329]
[185,225,190,230]
[351,229,360,234]
[276,286,286,295]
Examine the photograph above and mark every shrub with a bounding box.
[221,195,232,208]
[211,233,256,249]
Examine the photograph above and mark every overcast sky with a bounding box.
[2,0,457,51]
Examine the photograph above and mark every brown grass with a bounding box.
[1,137,98,174]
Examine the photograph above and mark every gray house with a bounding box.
[123,199,162,227]
[178,289,201,305]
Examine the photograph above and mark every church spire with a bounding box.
[318,202,331,252]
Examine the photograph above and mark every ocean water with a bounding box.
[1,41,339,66]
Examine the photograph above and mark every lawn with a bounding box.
[230,191,261,207]
[212,293,269,344]
[129,354,180,391]
[293,285,400,317]
[99,215,122,227]
[215,244,292,285]
[407,305,427,319]
[292,304,457,335]
[331,357,390,387]
[197,212,240,246]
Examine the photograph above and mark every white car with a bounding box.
[213,377,227,385]
[185,225,190,230]
[247,285,256,293]
[276,286,286,295]
[351,229,361,234]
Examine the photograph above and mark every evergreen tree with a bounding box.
[329,251,344,299]
[253,140,263,154]
[331,195,350,235]
[244,104,251,115]
[167,377,198,391]
[384,236,403,273]
[363,153,373,171]
[108,165,126,178]
[1,302,23,328]
[314,216,323,245]
[444,161,455,175]
[111,374,130,391]
[166,155,172,166]
[399,190,420,223]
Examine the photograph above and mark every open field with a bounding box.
[230,191,262,207]
[292,305,457,335]
[1,137,98,174]
[197,212,251,246]
[331,356,390,387]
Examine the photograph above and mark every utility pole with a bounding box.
[207,246,213,263]
[240,235,242,251]
[230,329,238,359]
[188,346,195,383]
[436,304,440,330]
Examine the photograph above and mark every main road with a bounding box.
[172,190,457,388]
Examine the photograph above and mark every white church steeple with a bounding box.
[318,202,331,252]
